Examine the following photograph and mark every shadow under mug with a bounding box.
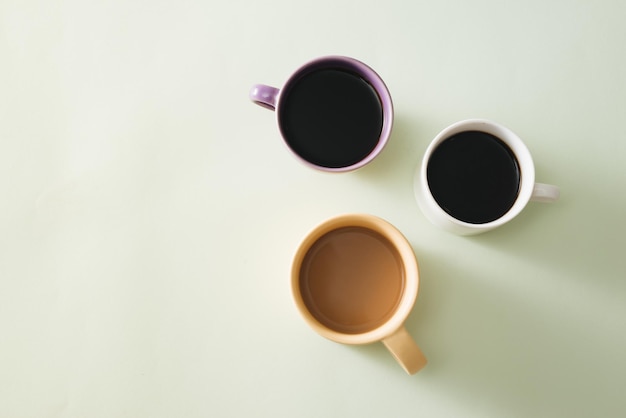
[414,119,560,235]
[291,213,427,375]
[250,56,393,172]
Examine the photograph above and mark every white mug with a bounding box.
[414,119,559,235]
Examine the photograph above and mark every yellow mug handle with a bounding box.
[382,326,427,375]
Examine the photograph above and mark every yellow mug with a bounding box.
[291,213,427,374]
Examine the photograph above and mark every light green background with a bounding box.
[1,0,625,417]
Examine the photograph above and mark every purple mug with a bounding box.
[249,56,393,172]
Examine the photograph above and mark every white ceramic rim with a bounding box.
[418,119,536,232]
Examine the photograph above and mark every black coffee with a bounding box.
[279,68,383,168]
[426,131,520,224]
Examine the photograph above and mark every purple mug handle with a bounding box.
[250,84,280,110]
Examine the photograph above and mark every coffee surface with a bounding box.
[280,68,383,168]
[427,131,521,224]
[299,227,404,334]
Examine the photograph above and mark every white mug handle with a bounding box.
[531,182,560,203]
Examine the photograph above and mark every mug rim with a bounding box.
[276,56,394,172]
[291,213,419,345]
[417,119,536,232]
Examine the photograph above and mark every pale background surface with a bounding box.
[1,1,625,417]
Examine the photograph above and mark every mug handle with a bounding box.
[249,84,280,110]
[382,326,427,375]
[531,182,560,203]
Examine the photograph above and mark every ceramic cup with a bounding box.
[250,56,393,172]
[291,213,426,375]
[414,119,560,235]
